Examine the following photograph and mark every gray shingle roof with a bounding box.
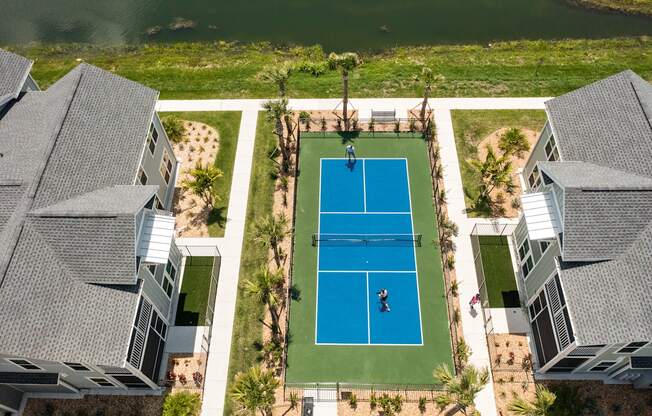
[560,222,652,345]
[0,57,162,365]
[0,49,32,102]
[30,185,157,217]
[542,71,652,345]
[545,70,652,178]
[539,161,652,191]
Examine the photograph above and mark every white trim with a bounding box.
[320,211,412,215]
[314,158,423,346]
[362,158,367,212]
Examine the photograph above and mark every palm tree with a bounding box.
[498,127,530,159]
[433,364,489,416]
[252,213,289,268]
[508,385,556,416]
[182,162,223,208]
[258,63,292,97]
[438,217,459,253]
[230,366,279,416]
[262,99,292,172]
[417,67,444,128]
[327,52,362,130]
[243,267,285,338]
[469,146,513,207]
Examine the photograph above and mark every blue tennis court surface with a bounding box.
[315,158,423,345]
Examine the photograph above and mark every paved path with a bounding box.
[158,97,550,416]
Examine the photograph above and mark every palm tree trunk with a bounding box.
[420,86,430,127]
[275,117,290,173]
[272,243,282,268]
[342,70,349,131]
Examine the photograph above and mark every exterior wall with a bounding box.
[138,114,178,210]
[522,120,554,190]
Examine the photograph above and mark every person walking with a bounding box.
[469,293,480,311]
[345,144,356,162]
[377,288,390,312]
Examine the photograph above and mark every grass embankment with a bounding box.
[164,111,241,237]
[451,110,547,217]
[9,38,652,99]
[223,115,277,416]
[569,0,652,17]
[175,257,215,326]
[478,236,519,308]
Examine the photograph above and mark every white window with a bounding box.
[161,260,177,298]
[589,361,617,372]
[147,123,158,155]
[63,362,90,371]
[146,264,157,276]
[160,150,173,184]
[138,168,147,185]
[528,165,542,190]
[8,359,42,371]
[544,135,559,161]
[518,239,534,278]
[617,341,648,354]
[89,377,115,387]
[154,195,164,210]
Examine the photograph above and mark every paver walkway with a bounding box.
[157,97,549,416]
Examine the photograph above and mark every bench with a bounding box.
[370,109,397,123]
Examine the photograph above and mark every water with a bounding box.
[1,0,651,50]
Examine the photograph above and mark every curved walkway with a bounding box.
[157,97,549,416]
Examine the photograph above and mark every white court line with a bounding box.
[314,159,323,344]
[318,270,417,274]
[319,211,411,215]
[362,159,367,213]
[366,271,371,344]
[320,157,408,161]
[404,158,425,345]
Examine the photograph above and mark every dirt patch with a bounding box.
[475,128,538,218]
[172,120,220,237]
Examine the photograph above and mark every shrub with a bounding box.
[418,397,427,413]
[162,391,201,416]
[348,393,357,409]
[162,115,185,143]
[289,392,299,409]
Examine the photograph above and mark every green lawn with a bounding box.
[223,114,278,416]
[286,134,452,384]
[163,111,241,237]
[571,0,652,16]
[175,256,215,326]
[451,110,548,217]
[478,236,520,308]
[9,38,652,100]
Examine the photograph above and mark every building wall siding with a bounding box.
[523,121,554,191]
[138,114,178,210]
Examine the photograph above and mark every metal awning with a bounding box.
[521,191,561,241]
[137,212,175,264]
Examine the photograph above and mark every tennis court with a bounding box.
[315,158,422,345]
[287,135,453,384]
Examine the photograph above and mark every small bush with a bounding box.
[162,391,201,416]
[418,397,427,413]
[162,116,185,143]
[348,393,357,410]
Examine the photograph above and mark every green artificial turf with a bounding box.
[162,111,241,237]
[451,110,548,217]
[477,236,520,308]
[286,134,452,385]
[175,256,215,326]
[223,114,278,416]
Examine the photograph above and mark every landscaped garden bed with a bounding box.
[452,110,547,218]
[164,111,241,237]
[164,353,207,395]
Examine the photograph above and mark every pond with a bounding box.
[1,0,651,50]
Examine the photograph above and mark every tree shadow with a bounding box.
[174,293,200,326]
[207,204,227,231]
[289,284,301,301]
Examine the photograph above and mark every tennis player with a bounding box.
[345,144,356,162]
[377,288,390,312]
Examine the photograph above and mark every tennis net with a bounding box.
[311,233,422,247]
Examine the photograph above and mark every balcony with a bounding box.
[520,191,561,241]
